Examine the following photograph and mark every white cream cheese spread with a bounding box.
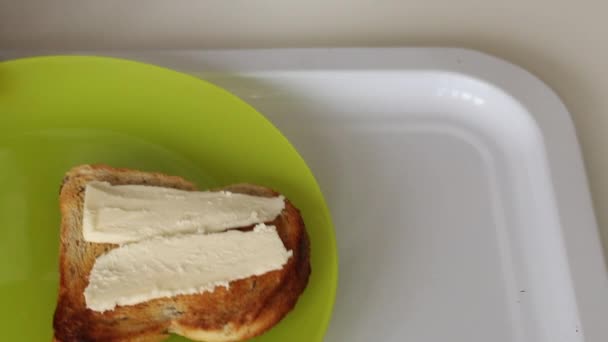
[82,181,285,244]
[84,224,292,312]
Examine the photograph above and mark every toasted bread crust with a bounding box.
[53,165,311,342]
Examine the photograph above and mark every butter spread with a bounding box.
[82,181,285,244]
[84,224,292,312]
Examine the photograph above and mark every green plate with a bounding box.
[0,56,337,341]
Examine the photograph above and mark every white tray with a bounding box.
[3,48,607,342]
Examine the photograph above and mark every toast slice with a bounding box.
[53,164,311,342]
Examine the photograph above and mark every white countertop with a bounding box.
[1,0,607,257]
